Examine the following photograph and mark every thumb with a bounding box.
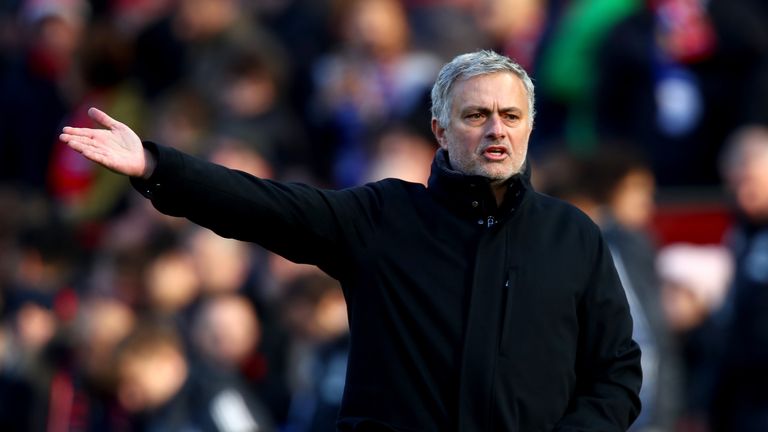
[87,107,118,129]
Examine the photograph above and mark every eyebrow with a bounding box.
[461,106,523,115]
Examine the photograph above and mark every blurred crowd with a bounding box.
[1,0,768,431]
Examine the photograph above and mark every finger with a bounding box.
[60,132,90,142]
[64,137,90,153]
[62,127,99,138]
[87,107,118,129]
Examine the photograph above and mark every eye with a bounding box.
[466,113,484,120]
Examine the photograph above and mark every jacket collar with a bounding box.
[427,148,530,221]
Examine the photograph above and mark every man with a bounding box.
[114,322,274,431]
[61,50,642,431]
[710,125,768,431]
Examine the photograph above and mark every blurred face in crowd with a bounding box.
[176,0,237,40]
[474,0,544,41]
[78,299,135,383]
[222,71,277,118]
[144,250,200,314]
[14,303,56,353]
[190,228,250,293]
[117,345,188,412]
[610,168,656,230]
[723,131,768,221]
[367,129,436,185]
[281,277,348,343]
[432,72,532,187]
[661,281,709,332]
[209,137,274,179]
[657,244,732,333]
[193,295,260,368]
[344,0,408,59]
[35,15,82,56]
[313,287,349,341]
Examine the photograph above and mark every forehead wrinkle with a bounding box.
[453,77,526,108]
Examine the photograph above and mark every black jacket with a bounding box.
[132,144,642,431]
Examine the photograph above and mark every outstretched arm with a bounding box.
[60,107,156,178]
[60,108,383,276]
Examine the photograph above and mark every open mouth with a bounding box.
[483,146,508,160]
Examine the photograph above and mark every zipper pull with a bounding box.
[487,215,496,228]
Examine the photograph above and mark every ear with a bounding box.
[431,118,448,149]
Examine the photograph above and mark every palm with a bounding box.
[60,108,148,177]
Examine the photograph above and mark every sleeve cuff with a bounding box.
[129,141,163,199]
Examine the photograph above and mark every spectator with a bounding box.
[207,128,277,181]
[0,0,87,191]
[147,86,212,155]
[0,218,77,431]
[189,227,256,296]
[539,148,681,432]
[48,19,144,226]
[142,243,200,318]
[711,125,768,431]
[0,291,56,431]
[132,0,286,108]
[594,0,768,186]
[365,125,437,185]
[187,228,293,423]
[311,0,441,186]
[191,294,261,373]
[280,273,349,432]
[115,321,274,431]
[62,296,137,430]
[658,244,732,334]
[535,0,639,154]
[404,0,487,60]
[215,49,311,180]
[473,0,548,72]
[190,293,288,425]
[656,243,732,431]
[254,0,334,119]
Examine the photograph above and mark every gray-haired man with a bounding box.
[61,50,641,431]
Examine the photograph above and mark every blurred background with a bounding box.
[1,0,768,431]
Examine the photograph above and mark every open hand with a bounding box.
[60,107,155,178]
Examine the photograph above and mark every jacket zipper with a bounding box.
[487,215,496,228]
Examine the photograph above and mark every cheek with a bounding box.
[512,143,527,159]
[510,141,529,167]
[452,129,482,153]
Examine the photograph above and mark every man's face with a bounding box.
[432,72,532,184]
[726,140,768,221]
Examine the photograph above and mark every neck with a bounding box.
[491,181,508,206]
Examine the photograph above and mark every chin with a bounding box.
[481,166,518,181]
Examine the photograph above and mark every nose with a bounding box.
[484,113,505,140]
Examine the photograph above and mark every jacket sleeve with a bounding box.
[130,142,382,278]
[554,235,643,431]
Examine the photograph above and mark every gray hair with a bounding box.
[719,125,768,177]
[430,50,535,129]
